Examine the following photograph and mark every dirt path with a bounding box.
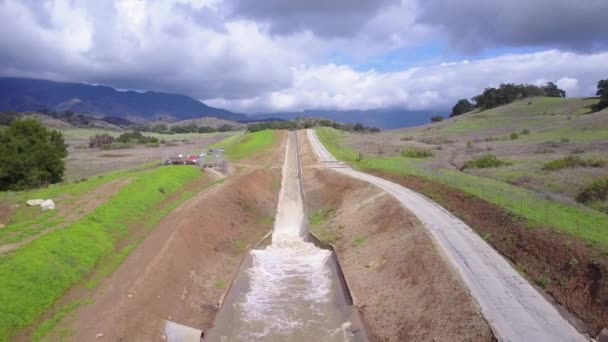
[306,129,586,341]
[298,130,492,341]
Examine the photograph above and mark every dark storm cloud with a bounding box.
[416,0,608,53]
[227,0,399,37]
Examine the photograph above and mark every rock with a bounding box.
[26,199,44,206]
[40,199,55,211]
[598,328,608,342]
[96,333,104,338]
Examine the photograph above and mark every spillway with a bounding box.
[205,132,366,341]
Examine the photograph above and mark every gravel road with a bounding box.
[306,129,586,342]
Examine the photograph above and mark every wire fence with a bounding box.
[366,157,607,245]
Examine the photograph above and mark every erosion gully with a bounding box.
[197,131,367,341]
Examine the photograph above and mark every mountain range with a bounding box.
[0,77,443,129]
[0,77,246,122]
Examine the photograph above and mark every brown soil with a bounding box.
[0,202,12,226]
[0,178,131,254]
[298,131,493,342]
[368,170,608,336]
[43,167,281,341]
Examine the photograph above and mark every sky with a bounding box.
[1,0,607,114]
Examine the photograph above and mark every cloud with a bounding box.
[206,50,608,113]
[0,0,303,99]
[416,0,608,53]
[227,0,399,38]
[1,0,607,115]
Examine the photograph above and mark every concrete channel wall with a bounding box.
[199,132,370,341]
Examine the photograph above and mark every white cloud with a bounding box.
[207,50,608,113]
[1,0,607,115]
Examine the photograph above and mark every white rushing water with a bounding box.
[212,132,349,341]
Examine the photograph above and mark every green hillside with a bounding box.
[316,97,608,247]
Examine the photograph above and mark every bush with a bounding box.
[401,148,435,158]
[466,141,474,149]
[542,156,606,171]
[576,177,608,204]
[0,119,67,190]
[116,131,158,144]
[400,136,413,141]
[560,137,570,143]
[521,129,531,135]
[430,115,444,123]
[462,154,511,169]
[89,133,114,148]
[510,132,519,140]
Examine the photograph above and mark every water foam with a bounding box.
[232,133,348,341]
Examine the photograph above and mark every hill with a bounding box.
[252,108,443,129]
[0,77,246,122]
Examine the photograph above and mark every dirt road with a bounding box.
[306,129,586,342]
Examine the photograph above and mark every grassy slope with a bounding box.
[316,100,608,247]
[212,130,277,161]
[0,167,155,246]
[0,166,203,340]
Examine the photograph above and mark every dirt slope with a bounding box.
[44,168,281,342]
[298,131,493,341]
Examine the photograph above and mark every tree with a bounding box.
[0,119,68,190]
[595,79,608,112]
[542,82,566,97]
[218,124,234,132]
[430,115,444,123]
[89,133,114,148]
[353,122,365,132]
[450,99,474,117]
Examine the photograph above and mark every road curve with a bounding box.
[306,129,586,342]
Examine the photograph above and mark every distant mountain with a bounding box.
[252,108,447,130]
[0,77,246,122]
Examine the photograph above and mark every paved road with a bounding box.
[306,129,586,342]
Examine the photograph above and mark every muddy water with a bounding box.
[206,132,352,341]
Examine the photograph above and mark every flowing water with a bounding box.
[206,132,350,341]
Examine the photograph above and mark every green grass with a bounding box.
[352,237,366,248]
[31,300,81,342]
[315,127,608,247]
[0,166,203,340]
[308,208,339,244]
[462,154,512,169]
[401,148,435,158]
[0,167,156,247]
[212,130,276,161]
[542,156,606,171]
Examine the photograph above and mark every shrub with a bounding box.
[510,132,519,140]
[401,148,435,158]
[89,133,114,148]
[576,177,608,204]
[542,156,606,171]
[0,119,67,190]
[521,129,531,135]
[116,131,158,144]
[466,141,474,149]
[430,115,444,123]
[462,154,511,169]
[560,137,570,143]
[400,136,413,141]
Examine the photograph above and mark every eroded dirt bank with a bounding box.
[368,171,608,336]
[298,131,493,342]
[47,168,281,341]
